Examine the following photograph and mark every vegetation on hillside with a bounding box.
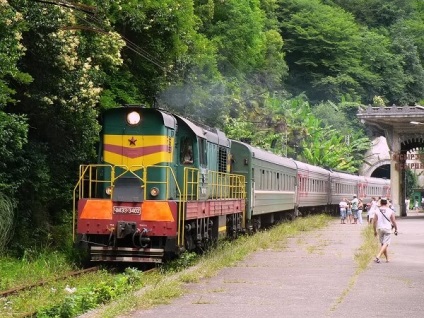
[1,0,423,253]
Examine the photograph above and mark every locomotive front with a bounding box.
[74,107,179,263]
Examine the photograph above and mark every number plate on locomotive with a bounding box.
[113,206,141,215]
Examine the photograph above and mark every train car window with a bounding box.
[269,171,272,190]
[274,172,276,190]
[265,171,271,190]
[270,171,273,190]
[260,169,264,190]
[180,137,193,164]
[277,173,280,190]
[265,170,268,190]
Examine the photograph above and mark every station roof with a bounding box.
[357,105,424,134]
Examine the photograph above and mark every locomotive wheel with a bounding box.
[252,218,261,233]
[74,234,91,267]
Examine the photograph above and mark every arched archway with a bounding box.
[370,163,391,179]
[358,105,424,216]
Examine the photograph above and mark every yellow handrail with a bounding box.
[73,164,245,245]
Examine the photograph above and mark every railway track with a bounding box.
[1,266,157,318]
[0,266,100,298]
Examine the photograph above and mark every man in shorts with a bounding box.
[339,198,348,224]
[373,198,398,263]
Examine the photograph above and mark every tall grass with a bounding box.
[354,225,379,272]
[0,251,75,290]
[330,224,379,311]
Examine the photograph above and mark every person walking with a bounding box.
[368,197,378,225]
[373,197,398,263]
[339,198,348,224]
[351,195,359,224]
[357,198,364,224]
[346,201,353,224]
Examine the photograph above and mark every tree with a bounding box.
[0,2,32,105]
[277,0,365,103]
[330,0,416,28]
[5,1,125,249]
[389,22,424,104]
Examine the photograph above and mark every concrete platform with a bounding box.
[125,212,424,318]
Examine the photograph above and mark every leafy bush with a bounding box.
[37,268,144,318]
[0,192,15,253]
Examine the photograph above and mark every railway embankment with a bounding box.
[124,212,424,318]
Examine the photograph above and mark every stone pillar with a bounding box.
[389,131,401,216]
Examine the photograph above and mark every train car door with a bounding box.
[198,137,208,201]
[176,135,196,199]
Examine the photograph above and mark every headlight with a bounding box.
[105,186,112,195]
[127,111,141,125]
[150,187,159,197]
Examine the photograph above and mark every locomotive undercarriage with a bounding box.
[79,228,175,264]
[184,212,244,252]
[184,217,215,252]
[250,210,296,233]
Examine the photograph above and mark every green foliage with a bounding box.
[37,268,144,318]
[278,0,364,102]
[389,23,424,104]
[0,2,32,106]
[225,95,369,172]
[160,251,198,273]
[0,193,15,254]
[0,251,74,290]
[406,169,418,199]
[0,112,28,196]
[331,0,416,28]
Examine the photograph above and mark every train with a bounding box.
[73,105,390,264]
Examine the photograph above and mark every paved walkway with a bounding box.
[125,212,424,318]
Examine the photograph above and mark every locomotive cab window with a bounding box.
[180,137,193,164]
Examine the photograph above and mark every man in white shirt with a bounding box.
[373,198,398,263]
[351,195,359,224]
[339,198,348,224]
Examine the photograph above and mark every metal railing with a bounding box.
[73,164,245,247]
